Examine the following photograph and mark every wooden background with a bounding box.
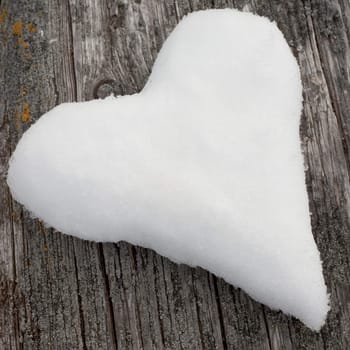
[1,0,350,349]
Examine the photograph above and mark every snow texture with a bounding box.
[7,9,329,330]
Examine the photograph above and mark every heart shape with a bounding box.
[7,9,329,330]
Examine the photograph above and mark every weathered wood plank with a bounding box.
[1,0,350,349]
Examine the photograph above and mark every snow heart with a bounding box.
[7,9,329,330]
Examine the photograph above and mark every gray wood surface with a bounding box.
[1,0,350,349]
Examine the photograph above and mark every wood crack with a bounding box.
[261,307,273,350]
[7,189,23,350]
[97,243,118,350]
[72,243,88,350]
[192,271,205,349]
[66,0,78,102]
[154,259,166,348]
[212,276,228,350]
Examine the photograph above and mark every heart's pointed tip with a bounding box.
[290,269,330,331]
[299,291,330,331]
[279,274,330,331]
[252,280,329,331]
[227,245,330,331]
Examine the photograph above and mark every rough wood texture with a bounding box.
[1,0,350,349]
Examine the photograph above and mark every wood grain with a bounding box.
[1,0,350,349]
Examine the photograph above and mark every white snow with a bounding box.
[7,9,329,330]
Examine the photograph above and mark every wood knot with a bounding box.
[93,79,116,99]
